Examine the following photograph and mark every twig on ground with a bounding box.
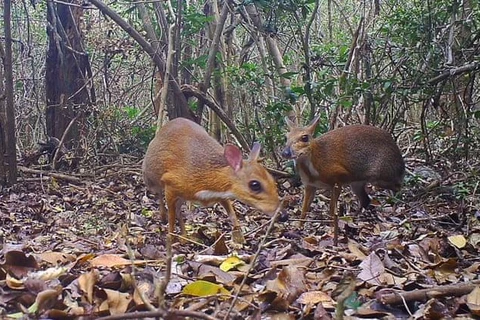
[52,114,78,170]
[18,166,83,184]
[377,280,480,305]
[198,231,228,254]
[223,201,284,319]
[125,232,157,312]
[174,234,210,248]
[156,231,173,309]
[96,309,218,320]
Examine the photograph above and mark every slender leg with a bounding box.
[176,199,185,237]
[330,184,341,246]
[165,189,182,241]
[220,199,245,244]
[300,185,317,225]
[350,181,371,209]
[158,190,167,223]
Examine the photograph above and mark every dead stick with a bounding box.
[52,114,79,170]
[97,309,218,320]
[18,166,83,184]
[377,280,480,305]
[223,202,284,319]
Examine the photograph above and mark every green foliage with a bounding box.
[120,107,156,153]
[344,292,362,310]
[98,106,155,156]
[453,181,473,200]
[182,54,209,70]
[183,8,214,36]
[227,63,265,88]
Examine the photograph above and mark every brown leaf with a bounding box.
[262,265,307,311]
[35,251,76,265]
[35,286,63,313]
[270,256,313,269]
[101,288,132,315]
[347,239,367,260]
[467,286,480,316]
[423,299,452,319]
[133,280,156,306]
[357,252,385,285]
[90,254,131,268]
[4,250,39,269]
[313,302,333,320]
[75,253,96,267]
[3,250,39,279]
[433,258,458,283]
[296,290,334,308]
[78,269,100,303]
[355,306,390,318]
[214,232,229,255]
[98,271,123,290]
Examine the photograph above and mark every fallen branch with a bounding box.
[376,280,480,305]
[18,166,83,184]
[96,309,218,320]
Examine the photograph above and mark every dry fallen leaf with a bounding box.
[35,251,76,265]
[133,279,156,306]
[90,254,131,268]
[296,290,334,307]
[347,239,367,260]
[6,286,62,319]
[78,269,100,303]
[467,286,480,316]
[34,286,63,314]
[260,265,308,311]
[447,235,467,249]
[433,258,458,284]
[28,266,69,281]
[187,260,236,285]
[102,288,132,315]
[357,252,385,286]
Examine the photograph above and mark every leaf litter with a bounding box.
[0,159,479,319]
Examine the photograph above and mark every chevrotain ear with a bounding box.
[249,142,261,161]
[224,144,243,172]
[285,116,296,129]
[307,115,320,132]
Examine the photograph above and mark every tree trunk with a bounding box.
[45,0,95,149]
[89,0,194,121]
[0,0,18,186]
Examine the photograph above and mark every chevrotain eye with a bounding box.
[301,135,309,142]
[249,180,262,193]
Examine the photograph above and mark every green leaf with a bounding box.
[280,71,298,79]
[338,99,353,108]
[345,292,361,309]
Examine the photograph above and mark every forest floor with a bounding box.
[1,156,480,319]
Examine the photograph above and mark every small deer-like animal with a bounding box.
[143,117,280,243]
[282,116,405,229]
